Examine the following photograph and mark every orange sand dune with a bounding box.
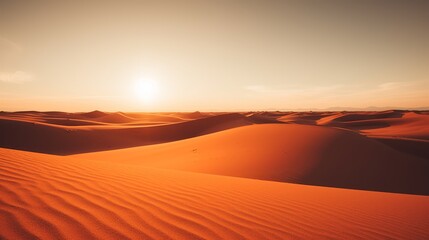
[125,111,211,121]
[317,110,403,124]
[316,111,429,139]
[120,112,187,123]
[77,110,110,118]
[1,148,428,240]
[313,111,429,159]
[1,110,427,159]
[91,112,136,123]
[360,112,429,140]
[174,111,211,120]
[0,113,252,155]
[245,112,283,123]
[0,111,109,126]
[0,111,189,126]
[76,124,429,195]
[38,117,108,126]
[278,112,335,124]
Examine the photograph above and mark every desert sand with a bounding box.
[1,110,429,239]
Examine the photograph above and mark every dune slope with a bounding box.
[76,124,429,195]
[1,148,428,240]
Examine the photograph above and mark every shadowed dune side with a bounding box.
[322,119,391,131]
[76,124,429,195]
[38,118,108,126]
[278,112,335,125]
[77,110,109,118]
[179,111,210,120]
[0,113,253,155]
[120,112,187,123]
[1,148,429,240]
[317,111,429,139]
[305,111,429,157]
[0,111,110,126]
[0,111,189,126]
[317,110,404,125]
[361,112,429,140]
[48,111,137,124]
[245,112,283,123]
[372,137,429,160]
[91,112,136,123]
[0,112,57,124]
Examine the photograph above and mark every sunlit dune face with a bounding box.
[134,79,160,103]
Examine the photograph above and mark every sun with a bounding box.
[134,79,160,103]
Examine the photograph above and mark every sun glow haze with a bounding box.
[134,79,160,104]
[0,1,428,111]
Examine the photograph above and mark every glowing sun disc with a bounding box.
[134,79,159,103]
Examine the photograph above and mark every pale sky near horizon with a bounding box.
[1,0,428,111]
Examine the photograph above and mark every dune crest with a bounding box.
[79,110,109,118]
[76,124,429,195]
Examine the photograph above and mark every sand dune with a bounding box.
[91,112,136,123]
[0,111,109,126]
[177,111,210,120]
[0,112,252,155]
[1,110,429,239]
[372,137,429,160]
[245,112,283,123]
[124,111,211,122]
[312,111,429,159]
[316,111,429,139]
[75,124,429,195]
[360,112,429,140]
[120,112,187,123]
[0,111,189,126]
[278,112,334,124]
[40,117,108,126]
[1,110,427,159]
[78,110,109,118]
[317,110,403,124]
[1,147,428,240]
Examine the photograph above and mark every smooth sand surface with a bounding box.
[1,110,428,239]
[1,148,429,240]
[76,124,429,195]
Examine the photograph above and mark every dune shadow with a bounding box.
[372,137,429,160]
[0,113,253,155]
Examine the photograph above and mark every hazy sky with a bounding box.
[1,0,428,111]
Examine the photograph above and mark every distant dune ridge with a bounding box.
[0,112,252,155]
[1,110,429,239]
